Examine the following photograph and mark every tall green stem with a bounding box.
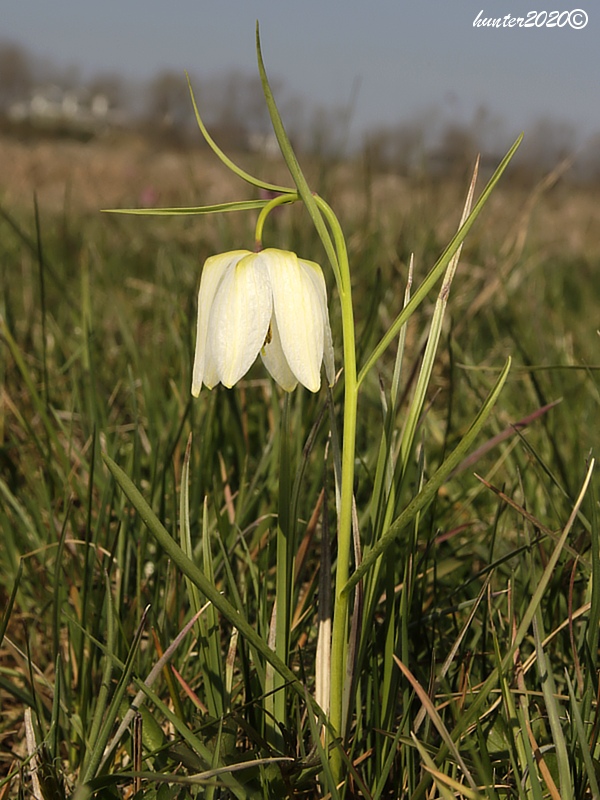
[329,307,357,744]
[254,27,360,769]
[313,197,358,778]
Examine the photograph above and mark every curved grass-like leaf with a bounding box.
[102,453,323,718]
[255,24,342,289]
[179,436,223,720]
[0,559,22,647]
[343,357,512,594]
[357,134,523,387]
[410,458,595,800]
[82,605,150,782]
[532,613,572,799]
[103,199,275,216]
[186,73,294,195]
[81,571,115,777]
[565,671,600,799]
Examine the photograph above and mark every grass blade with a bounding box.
[358,135,522,386]
[345,357,511,592]
[102,451,328,722]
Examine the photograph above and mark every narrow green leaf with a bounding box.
[82,604,150,782]
[411,459,595,800]
[103,199,274,216]
[358,134,523,386]
[491,629,537,800]
[102,452,327,721]
[0,558,22,647]
[397,163,477,486]
[48,654,61,762]
[82,571,116,776]
[304,687,340,800]
[344,357,511,593]
[587,476,600,661]
[268,392,292,750]
[410,733,462,800]
[180,435,223,719]
[515,700,545,800]
[371,722,405,800]
[200,495,225,717]
[186,73,294,195]
[131,677,261,800]
[565,671,600,800]
[255,24,342,287]
[532,614,572,798]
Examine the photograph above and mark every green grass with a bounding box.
[1,144,600,799]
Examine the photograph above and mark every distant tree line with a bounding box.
[0,39,340,152]
[363,110,600,185]
[1,39,600,184]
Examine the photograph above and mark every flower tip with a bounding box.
[304,375,321,393]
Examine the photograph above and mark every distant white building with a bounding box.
[8,85,125,132]
[247,131,280,157]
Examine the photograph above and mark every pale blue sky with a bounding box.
[2,0,597,148]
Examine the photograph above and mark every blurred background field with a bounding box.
[2,21,600,798]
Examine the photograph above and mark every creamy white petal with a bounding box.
[192,250,250,395]
[262,249,324,392]
[299,258,335,387]
[260,313,298,391]
[208,253,272,388]
[200,331,221,391]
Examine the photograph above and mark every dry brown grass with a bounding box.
[1,132,599,263]
[0,133,247,215]
[2,130,600,798]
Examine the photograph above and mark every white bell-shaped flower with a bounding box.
[192,248,335,395]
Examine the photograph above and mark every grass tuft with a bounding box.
[1,131,600,797]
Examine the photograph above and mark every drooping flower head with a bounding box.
[192,248,335,395]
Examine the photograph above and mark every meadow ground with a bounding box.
[1,130,600,798]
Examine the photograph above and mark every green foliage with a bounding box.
[2,83,600,800]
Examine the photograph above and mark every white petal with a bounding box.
[192,251,250,395]
[299,258,335,387]
[261,249,324,392]
[260,313,298,391]
[208,253,272,388]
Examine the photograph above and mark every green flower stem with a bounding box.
[252,186,357,769]
[254,187,356,765]
[256,31,361,777]
[254,194,298,248]
[313,197,358,766]
[329,339,357,749]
